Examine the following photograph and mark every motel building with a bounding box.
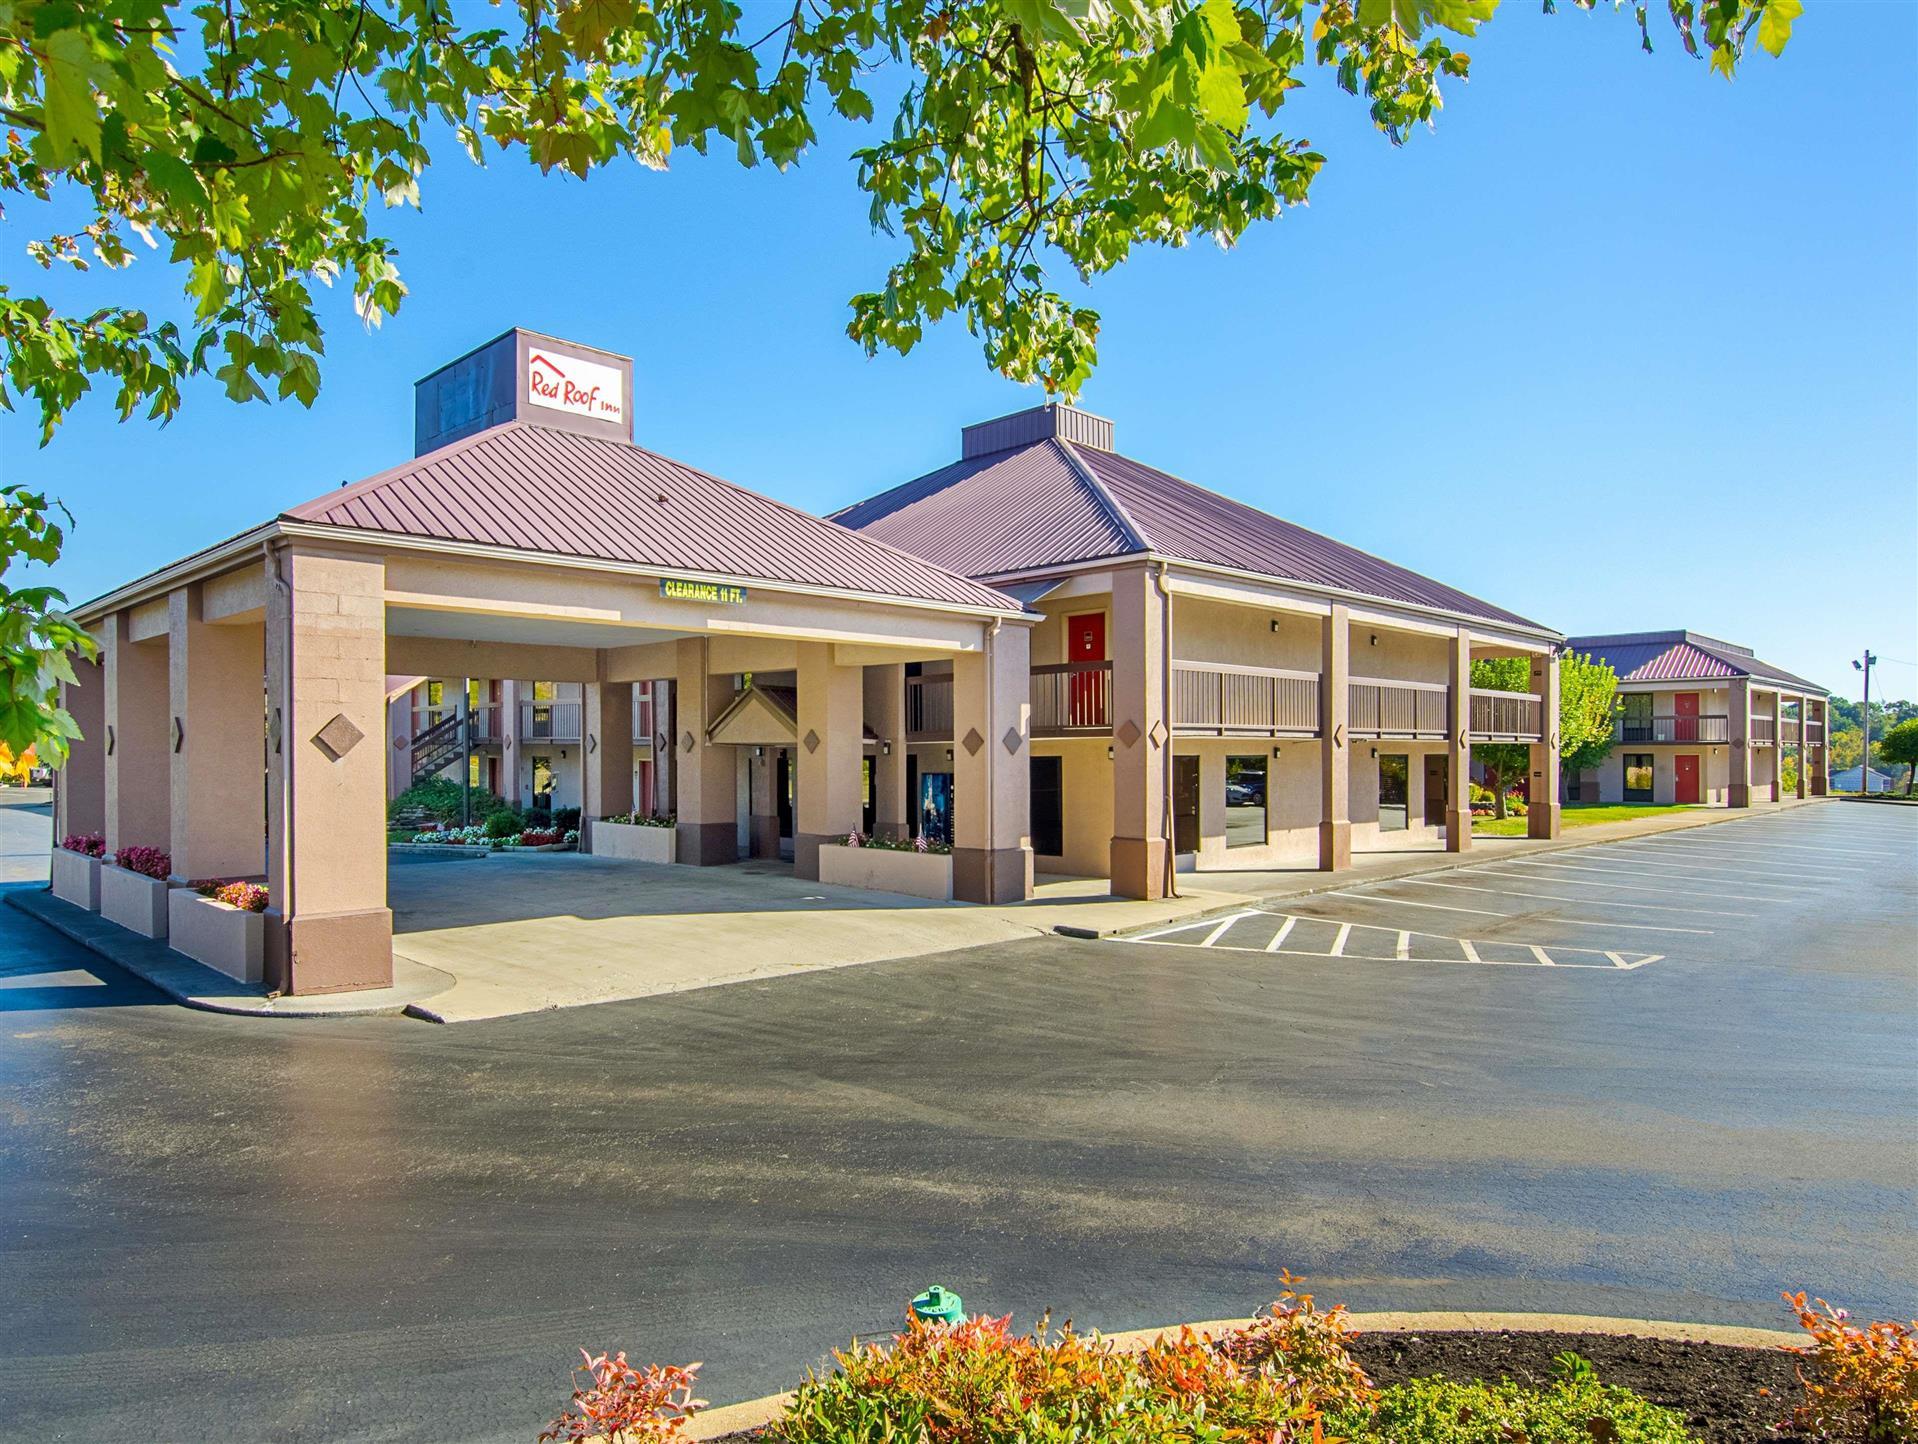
[1562,631,1830,807]
[52,329,1563,999]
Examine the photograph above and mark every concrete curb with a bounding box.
[1056,797,1835,941]
[3,885,454,1019]
[685,1310,1803,1439]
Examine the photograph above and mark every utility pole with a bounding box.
[1853,649,1877,792]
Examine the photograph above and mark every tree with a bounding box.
[1,0,1800,441]
[1879,717,1918,797]
[1827,724,1863,774]
[0,486,96,765]
[1469,652,1617,820]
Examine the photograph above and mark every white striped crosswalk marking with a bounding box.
[1459,939,1482,963]
[1395,930,1410,960]
[1529,945,1556,966]
[1122,910,1666,971]
[1199,916,1237,948]
[1265,916,1297,952]
[1330,923,1352,957]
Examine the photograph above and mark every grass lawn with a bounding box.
[1473,802,1706,836]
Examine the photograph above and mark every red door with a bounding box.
[1068,613,1106,728]
[1673,691,1700,743]
[1674,754,1701,804]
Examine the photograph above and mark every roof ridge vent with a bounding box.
[961,402,1113,458]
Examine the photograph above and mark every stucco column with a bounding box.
[582,678,635,843]
[1728,675,1752,808]
[672,639,737,864]
[1795,696,1811,799]
[795,641,864,879]
[387,692,413,802]
[651,679,676,816]
[1110,565,1168,898]
[103,611,171,856]
[748,749,781,858]
[1809,699,1828,795]
[55,655,107,845]
[168,585,266,881]
[499,677,521,807]
[1527,650,1561,839]
[1445,627,1472,853]
[1318,604,1351,871]
[263,544,391,995]
[864,663,908,841]
[952,623,1034,903]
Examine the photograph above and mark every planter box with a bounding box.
[817,843,953,902]
[168,890,264,985]
[50,849,102,911]
[589,820,677,864]
[100,864,171,940]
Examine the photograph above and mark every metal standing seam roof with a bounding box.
[281,421,1023,613]
[832,437,1548,632]
[1567,633,1826,693]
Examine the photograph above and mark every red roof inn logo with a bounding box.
[526,348,625,424]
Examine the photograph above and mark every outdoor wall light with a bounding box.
[1369,633,1378,646]
[882,740,892,756]
[1269,619,1280,632]
[946,748,954,761]
[1107,745,1115,760]
[1272,746,1282,759]
[1371,746,1378,758]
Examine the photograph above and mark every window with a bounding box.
[1378,753,1410,832]
[469,754,483,787]
[531,755,555,804]
[425,680,444,708]
[1623,754,1654,802]
[1030,756,1063,857]
[532,681,557,701]
[1224,755,1267,848]
[1621,694,1652,743]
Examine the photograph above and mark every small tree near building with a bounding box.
[1470,652,1620,821]
[1879,718,1918,797]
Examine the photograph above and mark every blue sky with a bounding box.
[7,3,1915,699]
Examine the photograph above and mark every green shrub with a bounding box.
[483,808,524,840]
[387,775,511,824]
[1331,1374,1694,1444]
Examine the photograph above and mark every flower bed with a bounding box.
[52,835,105,911]
[817,833,953,901]
[589,817,677,864]
[101,848,173,939]
[169,883,267,984]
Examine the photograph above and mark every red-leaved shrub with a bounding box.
[61,833,106,858]
[194,880,269,913]
[540,1350,704,1444]
[520,828,563,846]
[1785,1291,1918,1443]
[1215,1269,1374,1411]
[113,846,171,880]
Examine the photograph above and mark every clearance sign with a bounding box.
[659,577,748,605]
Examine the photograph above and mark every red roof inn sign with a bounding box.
[526,347,625,425]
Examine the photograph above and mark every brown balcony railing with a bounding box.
[1172,662,1319,736]
[905,674,954,742]
[468,704,502,743]
[1778,717,1800,744]
[1804,719,1825,745]
[1617,714,1730,744]
[1468,688,1544,743]
[1349,677,1448,739]
[1751,716,1777,745]
[519,699,582,744]
[1032,660,1113,736]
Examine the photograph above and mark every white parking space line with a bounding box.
[1330,922,1352,957]
[1634,836,1898,860]
[1330,885,1712,933]
[1397,875,1752,917]
[1466,864,1777,904]
[1265,916,1297,951]
[1199,917,1238,948]
[1584,850,1840,882]
[1459,939,1482,963]
[1324,889,1503,916]
[1505,858,1805,897]
[1530,945,1555,966]
[1396,930,1411,960]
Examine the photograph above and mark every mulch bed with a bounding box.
[1347,1329,1805,1444]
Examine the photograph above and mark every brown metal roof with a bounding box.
[1567,631,1826,692]
[834,436,1548,631]
[283,422,1021,612]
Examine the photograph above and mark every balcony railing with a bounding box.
[1172,662,1319,737]
[1778,717,1800,744]
[1032,660,1113,736]
[1349,677,1448,740]
[1617,714,1730,744]
[519,699,582,744]
[1467,688,1544,743]
[905,674,955,743]
[1804,719,1825,745]
[1752,716,1776,745]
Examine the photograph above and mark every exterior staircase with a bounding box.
[410,711,466,784]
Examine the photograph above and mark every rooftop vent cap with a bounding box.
[961,402,1114,459]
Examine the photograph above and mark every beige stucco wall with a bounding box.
[1350,625,1449,686]
[1349,739,1447,850]
[1173,598,1319,672]
[1030,738,1113,878]
[1183,739,1320,870]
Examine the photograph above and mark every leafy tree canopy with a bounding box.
[2,0,1800,440]
[1470,650,1616,817]
[1878,717,1918,795]
[0,486,96,765]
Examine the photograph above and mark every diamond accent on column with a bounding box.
[804,729,821,755]
[1002,726,1023,755]
[313,713,365,762]
[1116,719,1141,749]
[681,730,696,754]
[962,728,985,757]
[1148,720,1168,748]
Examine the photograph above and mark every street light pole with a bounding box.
[1854,650,1877,792]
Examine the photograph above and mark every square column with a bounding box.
[864,663,908,841]
[672,639,737,864]
[1318,604,1351,871]
[103,611,171,856]
[168,585,266,881]
[1110,566,1168,897]
[500,678,521,806]
[650,679,675,816]
[749,748,781,858]
[1527,650,1561,839]
[1796,696,1811,799]
[1728,676,1752,808]
[582,678,635,842]
[1809,700,1828,794]
[55,655,106,844]
[1445,627,1472,853]
[264,545,392,994]
[795,642,864,879]
[952,624,1034,903]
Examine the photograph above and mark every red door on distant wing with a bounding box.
[1673,691,1700,743]
[1674,754,1701,805]
[1068,613,1106,728]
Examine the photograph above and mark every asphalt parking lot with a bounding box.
[1,799,1912,1443]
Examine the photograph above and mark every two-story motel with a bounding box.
[55,330,1562,997]
[1563,630,1829,806]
